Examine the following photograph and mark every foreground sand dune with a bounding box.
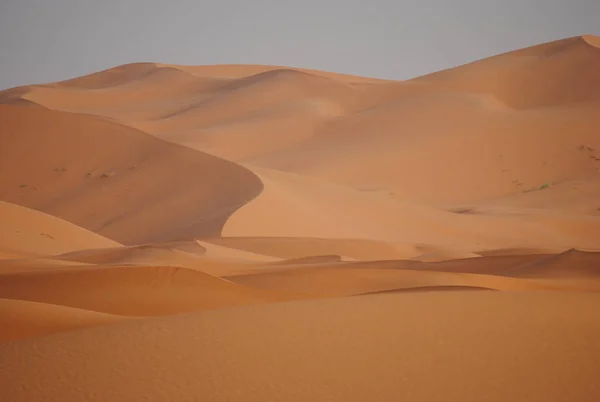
[1,246,599,325]
[1,292,599,402]
[1,35,600,401]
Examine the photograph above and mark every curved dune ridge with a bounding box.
[582,34,600,48]
[1,35,600,401]
[0,105,263,244]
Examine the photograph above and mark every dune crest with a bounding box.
[582,34,600,48]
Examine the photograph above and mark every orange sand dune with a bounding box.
[7,37,599,208]
[52,237,280,269]
[0,200,119,257]
[1,292,599,402]
[413,36,600,109]
[489,249,600,279]
[478,170,600,214]
[56,242,208,267]
[52,241,276,276]
[206,236,413,261]
[18,38,596,208]
[13,64,409,163]
[196,240,278,263]
[0,298,128,343]
[0,105,262,244]
[1,35,600,401]
[227,250,600,295]
[0,257,96,275]
[134,69,359,132]
[51,62,162,89]
[248,96,600,204]
[219,167,600,254]
[160,62,394,84]
[228,264,540,295]
[0,263,292,315]
[12,66,232,122]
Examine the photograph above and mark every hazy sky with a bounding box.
[0,0,598,89]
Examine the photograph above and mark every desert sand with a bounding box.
[1,35,599,401]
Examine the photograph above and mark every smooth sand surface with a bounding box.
[1,292,599,402]
[0,298,129,343]
[1,35,599,401]
[0,200,119,257]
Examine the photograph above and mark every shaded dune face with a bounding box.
[0,105,263,244]
[0,200,119,256]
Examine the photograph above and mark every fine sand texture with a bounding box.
[1,35,599,401]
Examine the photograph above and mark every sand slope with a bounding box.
[413,36,600,109]
[1,292,599,402]
[0,263,292,316]
[0,298,128,343]
[0,200,119,257]
[0,105,262,244]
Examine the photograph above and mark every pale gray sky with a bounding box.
[0,0,598,90]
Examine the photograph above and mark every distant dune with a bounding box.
[1,35,599,401]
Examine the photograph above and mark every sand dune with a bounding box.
[206,236,413,261]
[1,35,599,401]
[1,292,599,402]
[16,38,597,208]
[56,242,208,267]
[12,66,231,122]
[413,36,600,109]
[0,200,119,257]
[228,250,600,294]
[229,264,539,295]
[219,166,600,255]
[491,249,600,279]
[52,240,277,276]
[0,263,294,316]
[0,257,96,274]
[478,171,600,214]
[0,105,262,244]
[0,298,128,343]
[249,96,600,204]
